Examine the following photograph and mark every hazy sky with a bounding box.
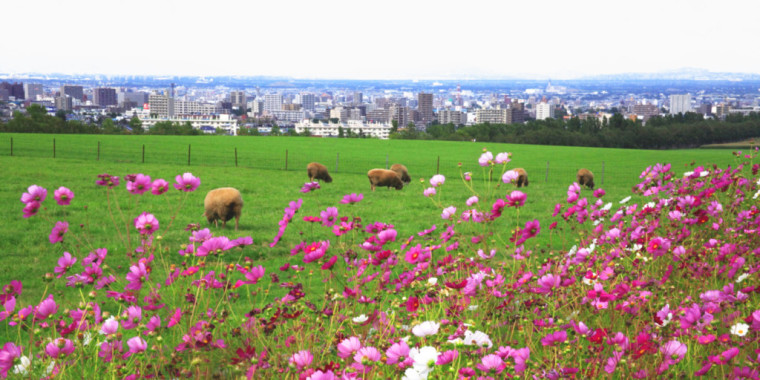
[3,0,759,79]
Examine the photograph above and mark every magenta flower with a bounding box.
[44,338,74,359]
[301,181,321,193]
[174,172,200,192]
[289,350,314,369]
[593,188,606,198]
[54,252,77,277]
[377,229,397,244]
[53,186,74,205]
[353,346,381,367]
[463,172,472,181]
[121,306,143,330]
[22,201,41,218]
[386,340,412,367]
[95,173,120,188]
[506,190,527,207]
[337,336,362,358]
[340,193,363,204]
[49,221,69,244]
[98,340,123,363]
[476,354,505,374]
[303,241,330,263]
[124,336,147,358]
[659,340,687,370]
[320,207,338,227]
[151,179,169,195]
[21,184,47,204]
[321,255,338,270]
[306,370,336,380]
[167,308,182,328]
[126,173,152,195]
[0,342,23,378]
[509,347,530,374]
[134,212,159,235]
[522,219,540,239]
[478,151,494,166]
[196,236,234,256]
[604,351,624,374]
[423,187,436,197]
[441,206,457,220]
[99,317,119,335]
[234,265,266,288]
[540,330,568,346]
[125,262,149,291]
[436,350,459,365]
[430,174,445,187]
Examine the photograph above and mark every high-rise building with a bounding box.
[264,94,283,113]
[477,109,508,124]
[698,103,712,116]
[55,95,73,111]
[418,93,433,124]
[390,105,409,128]
[633,104,659,119]
[438,110,465,125]
[61,85,84,101]
[93,88,118,107]
[148,93,175,117]
[301,93,316,111]
[230,91,246,110]
[536,97,554,120]
[669,94,692,115]
[0,82,25,99]
[353,91,363,105]
[367,109,390,123]
[23,83,43,100]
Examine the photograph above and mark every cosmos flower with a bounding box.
[300,181,320,193]
[49,221,69,244]
[174,172,200,192]
[506,191,526,207]
[134,212,159,235]
[44,338,74,359]
[429,174,445,187]
[289,350,313,369]
[151,179,169,195]
[494,152,510,164]
[53,187,74,205]
[502,170,519,184]
[21,185,47,204]
[423,187,436,197]
[126,174,151,195]
[412,321,440,337]
[441,206,457,220]
[340,193,363,204]
[478,151,493,166]
[730,322,749,337]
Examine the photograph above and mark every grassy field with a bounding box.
[0,133,744,305]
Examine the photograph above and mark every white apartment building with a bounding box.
[139,114,238,135]
[295,120,393,139]
[535,101,554,120]
[264,94,283,113]
[669,94,692,115]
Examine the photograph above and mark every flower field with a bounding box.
[1,138,759,379]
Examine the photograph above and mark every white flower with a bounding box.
[463,330,493,348]
[645,202,656,209]
[352,314,368,324]
[736,273,749,283]
[427,277,438,286]
[13,356,31,375]
[82,332,92,346]
[410,346,439,375]
[447,338,464,345]
[43,360,55,377]
[566,245,578,257]
[699,170,709,177]
[683,171,694,177]
[602,202,612,211]
[593,219,604,226]
[412,321,440,337]
[753,190,760,200]
[619,196,631,204]
[730,322,749,337]
[402,367,428,380]
[582,277,597,286]
[468,305,479,311]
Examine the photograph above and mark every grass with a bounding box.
[0,133,743,307]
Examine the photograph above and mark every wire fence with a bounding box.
[2,134,672,187]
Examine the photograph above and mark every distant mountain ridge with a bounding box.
[580,68,760,81]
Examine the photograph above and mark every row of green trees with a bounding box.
[392,112,760,149]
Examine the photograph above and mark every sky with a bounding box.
[3,0,759,79]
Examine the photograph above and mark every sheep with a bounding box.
[577,168,595,189]
[203,187,243,230]
[367,169,404,191]
[390,163,411,185]
[307,162,333,183]
[514,168,529,188]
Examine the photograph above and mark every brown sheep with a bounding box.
[390,163,411,185]
[514,168,529,188]
[307,162,333,183]
[577,168,595,189]
[203,187,243,230]
[367,169,404,191]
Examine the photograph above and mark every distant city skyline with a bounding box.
[3,0,759,80]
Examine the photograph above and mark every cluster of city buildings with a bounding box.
[2,78,759,138]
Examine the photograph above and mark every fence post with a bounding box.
[601,161,605,185]
[142,144,145,164]
[545,161,550,182]
[285,149,288,171]
[235,147,238,167]
[53,138,56,158]
[97,141,100,161]
[436,156,440,174]
[335,153,339,172]
[386,154,389,169]
[9,137,12,156]
[188,144,191,166]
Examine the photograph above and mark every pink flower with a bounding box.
[377,229,397,244]
[0,342,23,377]
[478,151,493,166]
[423,187,436,197]
[49,221,69,244]
[174,172,200,192]
[45,338,74,359]
[386,340,412,366]
[412,321,440,337]
[604,351,624,374]
[339,193,363,204]
[660,340,687,368]
[302,241,330,263]
[320,207,338,227]
[301,181,321,193]
[34,296,58,319]
[167,308,182,328]
[151,179,169,195]
[697,335,716,345]
[121,306,143,330]
[306,370,336,380]
[22,201,41,218]
[21,184,47,204]
[53,186,74,205]
[506,191,526,207]
[144,315,161,335]
[466,196,479,206]
[429,174,445,187]
[494,152,510,164]
[196,236,234,256]
[124,336,147,358]
[464,172,472,181]
[100,317,119,335]
[125,262,149,291]
[502,170,519,184]
[126,173,151,195]
[593,188,606,198]
[134,212,159,235]
[54,252,77,277]
[98,340,123,363]
[96,173,120,188]
[540,330,568,346]
[436,350,459,365]
[353,346,381,366]
[337,337,361,358]
[441,206,457,220]
[476,354,505,374]
[321,255,338,270]
[290,350,313,369]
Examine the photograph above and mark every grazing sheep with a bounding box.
[577,168,595,189]
[390,163,411,185]
[307,162,333,183]
[367,169,404,191]
[203,187,243,230]
[514,168,529,188]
